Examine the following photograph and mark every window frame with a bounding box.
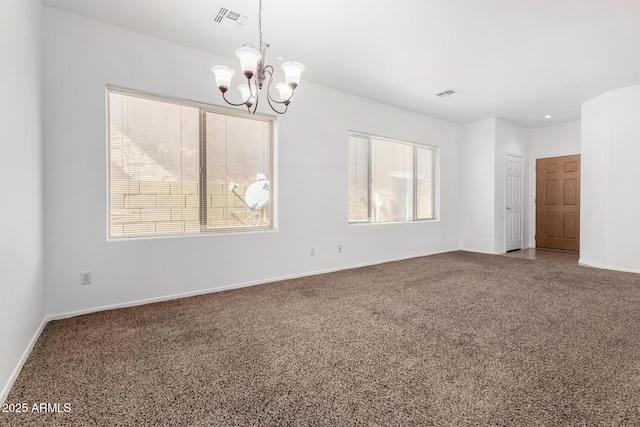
[348,131,440,224]
[106,86,276,239]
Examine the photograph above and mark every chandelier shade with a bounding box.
[238,82,258,106]
[211,66,235,92]
[211,0,304,114]
[275,82,293,104]
[281,61,305,88]
[235,46,262,78]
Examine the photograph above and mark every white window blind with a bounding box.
[107,88,273,239]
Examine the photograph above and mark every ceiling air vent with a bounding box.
[436,89,459,98]
[212,6,248,29]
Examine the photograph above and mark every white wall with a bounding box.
[458,118,529,254]
[0,0,45,403]
[43,8,460,317]
[581,85,640,273]
[529,121,581,160]
[527,121,581,247]
[495,119,529,253]
[581,95,609,269]
[459,119,496,253]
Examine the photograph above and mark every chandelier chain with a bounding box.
[258,0,263,50]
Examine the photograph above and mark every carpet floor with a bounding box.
[3,251,640,426]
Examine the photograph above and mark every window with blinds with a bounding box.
[107,88,273,238]
[348,132,438,223]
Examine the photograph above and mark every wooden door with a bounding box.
[506,155,523,251]
[536,155,580,251]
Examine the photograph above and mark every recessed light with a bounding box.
[543,115,552,119]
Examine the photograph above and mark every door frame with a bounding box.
[505,153,523,252]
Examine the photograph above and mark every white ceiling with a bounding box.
[43,0,640,128]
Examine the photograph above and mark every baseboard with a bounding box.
[579,259,640,275]
[459,248,500,255]
[0,317,48,405]
[48,248,459,321]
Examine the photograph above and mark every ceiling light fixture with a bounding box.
[211,0,304,115]
[543,115,552,119]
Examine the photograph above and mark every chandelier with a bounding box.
[211,0,305,115]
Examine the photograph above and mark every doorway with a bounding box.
[535,155,580,251]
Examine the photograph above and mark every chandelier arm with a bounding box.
[261,67,288,114]
[222,91,251,107]
[266,89,295,106]
[248,76,257,99]
[266,93,289,115]
[263,65,294,106]
[249,88,259,114]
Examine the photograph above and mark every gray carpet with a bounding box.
[3,251,640,426]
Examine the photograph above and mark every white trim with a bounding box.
[349,218,441,226]
[459,248,501,255]
[578,259,640,275]
[0,318,48,405]
[349,130,439,150]
[529,156,537,248]
[106,85,276,122]
[48,249,458,320]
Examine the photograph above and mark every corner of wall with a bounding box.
[0,0,47,404]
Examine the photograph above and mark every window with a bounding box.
[348,132,438,223]
[107,88,273,238]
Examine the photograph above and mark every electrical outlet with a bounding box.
[81,271,92,285]
[338,244,342,253]
[443,234,446,240]
[310,248,315,256]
